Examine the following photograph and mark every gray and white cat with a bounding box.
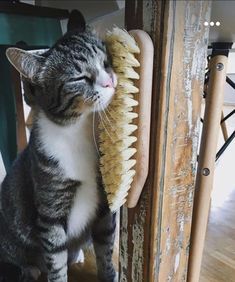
[0,10,117,282]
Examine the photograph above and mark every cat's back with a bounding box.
[0,147,40,265]
[0,147,36,223]
[1,146,32,192]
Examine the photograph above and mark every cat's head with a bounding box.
[6,10,117,124]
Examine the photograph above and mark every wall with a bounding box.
[36,0,119,22]
[21,0,35,4]
[36,0,124,39]
[209,1,235,105]
[210,1,235,44]
[224,74,235,105]
[21,0,235,105]
[90,9,124,38]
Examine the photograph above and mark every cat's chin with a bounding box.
[92,91,115,112]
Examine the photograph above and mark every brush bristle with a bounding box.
[99,28,140,212]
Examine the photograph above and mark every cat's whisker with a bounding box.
[98,104,115,131]
[98,101,111,121]
[99,102,115,131]
[104,105,117,121]
[98,111,115,143]
[98,102,119,141]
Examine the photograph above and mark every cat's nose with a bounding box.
[101,78,114,88]
[97,70,117,89]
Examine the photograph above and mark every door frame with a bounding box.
[119,1,211,281]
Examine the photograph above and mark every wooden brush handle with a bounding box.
[126,30,154,208]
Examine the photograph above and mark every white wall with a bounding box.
[210,1,235,44]
[20,0,35,4]
[61,8,124,37]
[21,0,235,106]
[227,52,235,74]
[208,51,235,105]
[223,53,235,105]
[91,9,124,38]
[36,0,120,22]
[36,0,124,36]
[224,74,235,105]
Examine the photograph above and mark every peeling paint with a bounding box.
[174,252,180,273]
[179,215,185,232]
[187,97,193,134]
[131,202,146,281]
[143,0,160,40]
[120,206,128,282]
[167,275,173,281]
[188,190,194,208]
[166,234,171,255]
[143,0,153,34]
[183,2,208,135]
[191,118,201,174]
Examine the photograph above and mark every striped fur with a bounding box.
[0,11,116,282]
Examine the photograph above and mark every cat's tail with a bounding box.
[0,262,23,282]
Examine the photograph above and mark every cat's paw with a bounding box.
[114,271,119,282]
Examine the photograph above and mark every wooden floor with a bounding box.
[2,106,234,281]
[38,250,99,282]
[200,112,235,282]
[37,105,235,282]
[200,189,235,282]
[199,105,235,282]
[37,225,119,282]
[38,248,117,282]
[200,106,235,282]
[36,185,235,282]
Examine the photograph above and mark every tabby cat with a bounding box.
[0,10,117,282]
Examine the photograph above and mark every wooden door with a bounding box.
[119,1,211,281]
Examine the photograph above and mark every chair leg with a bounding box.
[221,111,228,141]
[187,54,228,282]
[11,67,27,153]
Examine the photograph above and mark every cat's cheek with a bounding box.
[93,85,115,109]
[72,97,92,114]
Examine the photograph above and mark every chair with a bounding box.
[0,2,69,172]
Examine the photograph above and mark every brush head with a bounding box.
[99,28,140,212]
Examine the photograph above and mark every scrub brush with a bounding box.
[99,28,154,212]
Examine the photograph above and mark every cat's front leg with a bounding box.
[92,210,116,282]
[46,251,68,282]
[38,222,68,282]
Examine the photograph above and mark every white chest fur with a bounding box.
[38,112,99,238]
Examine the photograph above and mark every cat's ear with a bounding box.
[67,10,86,33]
[6,48,43,81]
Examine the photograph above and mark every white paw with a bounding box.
[114,272,119,282]
[75,249,85,264]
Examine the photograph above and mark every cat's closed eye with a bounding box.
[68,76,93,84]
[104,61,110,69]
[80,76,93,84]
